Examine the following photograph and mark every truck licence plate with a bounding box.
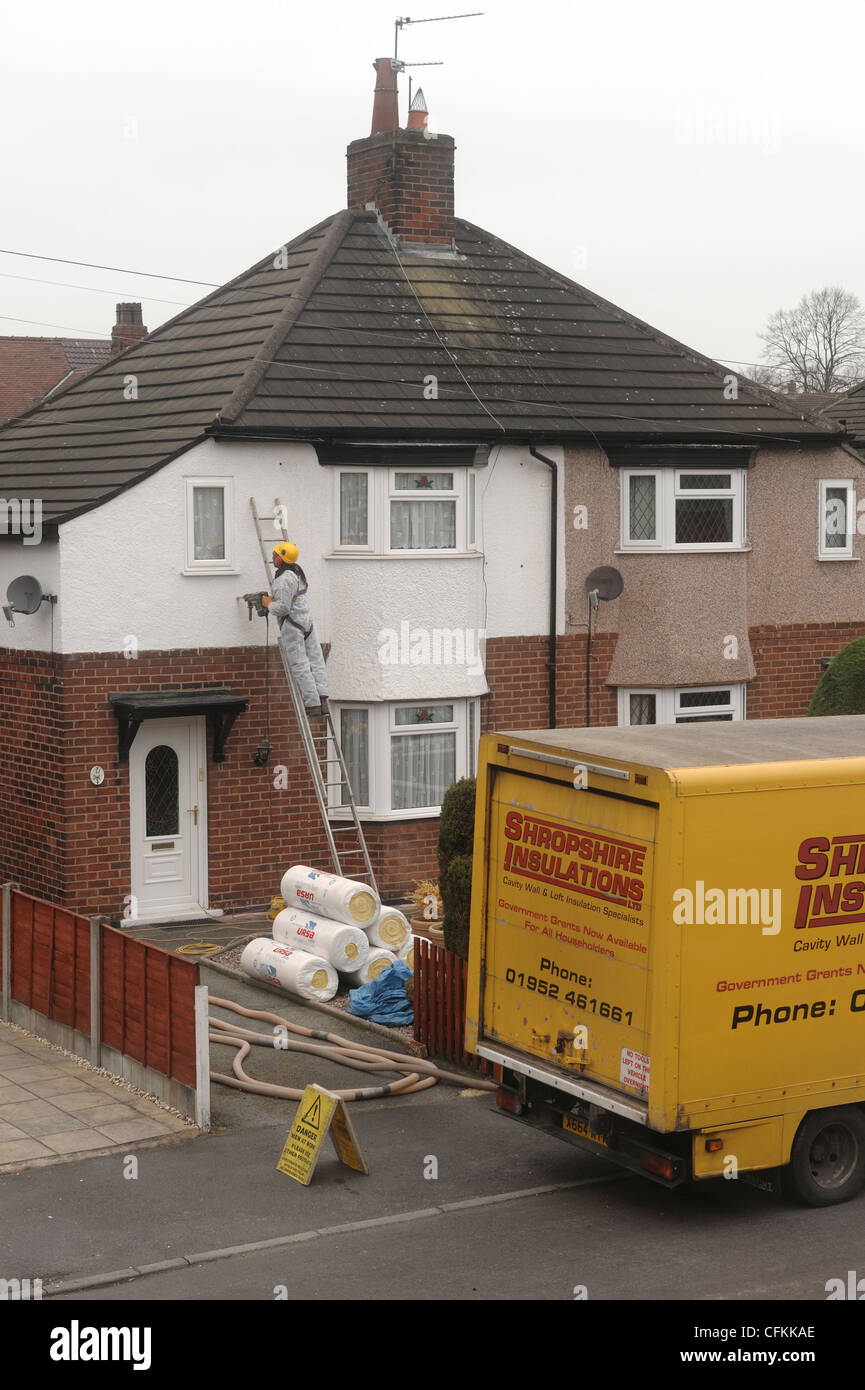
[563,1114,608,1148]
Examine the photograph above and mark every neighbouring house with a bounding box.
[0,58,858,922]
[0,304,146,424]
[820,381,865,452]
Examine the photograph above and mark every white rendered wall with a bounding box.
[2,438,562,693]
[478,443,565,639]
[0,540,60,653]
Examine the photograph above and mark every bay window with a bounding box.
[331,698,479,817]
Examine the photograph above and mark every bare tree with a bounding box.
[758,287,865,392]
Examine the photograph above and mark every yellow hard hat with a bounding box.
[273,541,299,566]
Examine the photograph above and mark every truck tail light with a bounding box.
[640,1152,675,1180]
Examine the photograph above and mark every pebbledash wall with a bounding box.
[561,441,865,720]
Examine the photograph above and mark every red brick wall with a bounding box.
[747,622,865,718]
[483,632,617,731]
[0,649,66,900]
[0,645,453,917]
[347,129,455,244]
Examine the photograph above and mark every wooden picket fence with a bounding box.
[413,936,492,1076]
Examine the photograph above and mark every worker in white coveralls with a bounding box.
[261,542,329,717]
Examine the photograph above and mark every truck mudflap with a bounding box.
[496,1066,691,1188]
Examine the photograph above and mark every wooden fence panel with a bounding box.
[3,889,198,1092]
[99,925,198,1088]
[8,891,91,1030]
[413,937,492,1076]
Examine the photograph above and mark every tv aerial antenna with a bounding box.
[392,11,484,116]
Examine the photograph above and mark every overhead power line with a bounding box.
[0,315,109,337]
[0,271,189,307]
[0,247,218,288]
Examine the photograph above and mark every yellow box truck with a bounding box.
[465,716,865,1206]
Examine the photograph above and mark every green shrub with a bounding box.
[437,776,477,870]
[437,777,477,961]
[441,854,474,960]
[807,638,865,716]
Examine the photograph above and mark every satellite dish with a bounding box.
[6,575,44,616]
[585,566,624,601]
[3,575,55,628]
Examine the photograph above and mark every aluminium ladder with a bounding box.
[249,498,378,895]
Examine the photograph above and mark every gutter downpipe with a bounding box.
[529,446,558,729]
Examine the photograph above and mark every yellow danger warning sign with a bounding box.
[277,1084,369,1185]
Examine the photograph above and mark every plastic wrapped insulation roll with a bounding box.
[366,906,411,951]
[279,865,379,926]
[239,938,338,1002]
[397,935,415,971]
[272,907,370,973]
[340,947,396,988]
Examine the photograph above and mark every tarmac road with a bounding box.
[2,965,864,1316]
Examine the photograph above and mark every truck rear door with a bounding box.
[482,764,657,1100]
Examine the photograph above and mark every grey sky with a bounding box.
[2,0,862,377]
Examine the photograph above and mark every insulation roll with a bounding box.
[340,947,396,988]
[280,865,379,926]
[366,906,411,951]
[397,935,415,972]
[239,937,337,1002]
[272,907,370,974]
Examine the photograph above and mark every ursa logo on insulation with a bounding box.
[795,836,865,934]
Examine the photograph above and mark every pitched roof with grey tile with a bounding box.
[820,379,865,447]
[0,210,845,529]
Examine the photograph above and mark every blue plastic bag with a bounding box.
[348,961,413,1026]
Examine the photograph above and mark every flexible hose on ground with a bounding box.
[208,995,496,1101]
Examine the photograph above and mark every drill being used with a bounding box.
[242,592,269,619]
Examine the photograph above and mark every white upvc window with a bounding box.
[331,698,480,817]
[333,468,479,555]
[336,469,372,550]
[618,684,746,726]
[621,468,747,550]
[818,478,855,560]
[184,477,234,572]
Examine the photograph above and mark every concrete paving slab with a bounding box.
[95,1118,180,1143]
[24,1077,95,1099]
[0,1120,30,1142]
[39,1130,118,1156]
[0,1098,74,1125]
[68,1103,148,1127]
[0,1084,33,1106]
[0,1062,65,1082]
[0,1021,199,1172]
[15,1114,89,1138]
[0,1137,54,1163]
[48,1090,130,1114]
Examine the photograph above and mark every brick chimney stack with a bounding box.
[111,302,147,355]
[347,59,455,247]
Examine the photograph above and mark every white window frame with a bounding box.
[332,467,480,556]
[617,683,746,726]
[620,468,747,552]
[329,697,480,818]
[335,468,374,551]
[183,477,235,573]
[818,478,856,560]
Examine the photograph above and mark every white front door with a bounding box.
[129,717,207,920]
